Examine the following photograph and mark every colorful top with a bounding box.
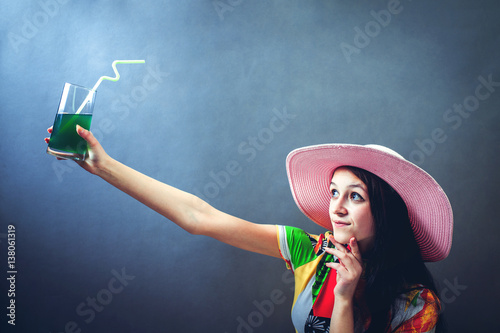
[277,225,440,333]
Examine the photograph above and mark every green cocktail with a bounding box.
[46,83,96,161]
[47,113,92,159]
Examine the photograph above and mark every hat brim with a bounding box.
[286,144,453,262]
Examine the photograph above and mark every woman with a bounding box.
[45,126,453,332]
[283,144,452,332]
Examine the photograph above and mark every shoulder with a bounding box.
[277,225,330,270]
[391,285,440,332]
[278,225,331,251]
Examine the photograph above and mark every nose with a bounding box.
[330,196,347,216]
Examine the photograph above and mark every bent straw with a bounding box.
[75,60,145,114]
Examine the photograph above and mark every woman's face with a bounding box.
[329,167,375,252]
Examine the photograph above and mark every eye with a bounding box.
[350,192,364,201]
[331,189,339,198]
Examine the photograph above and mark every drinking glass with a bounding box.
[46,83,96,161]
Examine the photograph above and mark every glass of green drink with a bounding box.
[46,83,96,161]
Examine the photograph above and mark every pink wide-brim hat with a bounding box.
[286,144,453,262]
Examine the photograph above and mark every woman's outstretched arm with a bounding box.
[46,126,281,258]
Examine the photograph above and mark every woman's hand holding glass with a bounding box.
[45,125,110,176]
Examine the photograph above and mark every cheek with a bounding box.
[355,208,375,238]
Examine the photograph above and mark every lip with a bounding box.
[333,221,350,228]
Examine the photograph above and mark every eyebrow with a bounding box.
[330,182,367,192]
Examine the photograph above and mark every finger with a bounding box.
[44,138,50,143]
[333,240,348,253]
[328,234,335,244]
[76,125,99,148]
[326,262,343,271]
[328,235,341,250]
[326,262,351,281]
[349,237,362,262]
[324,246,341,256]
[47,127,53,134]
[325,247,350,265]
[326,245,362,273]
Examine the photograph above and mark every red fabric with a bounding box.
[312,269,336,318]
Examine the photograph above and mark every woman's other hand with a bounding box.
[325,236,363,301]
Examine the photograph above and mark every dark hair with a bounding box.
[339,166,445,332]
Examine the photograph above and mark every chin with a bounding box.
[332,231,352,244]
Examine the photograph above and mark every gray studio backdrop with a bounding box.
[1,0,499,332]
